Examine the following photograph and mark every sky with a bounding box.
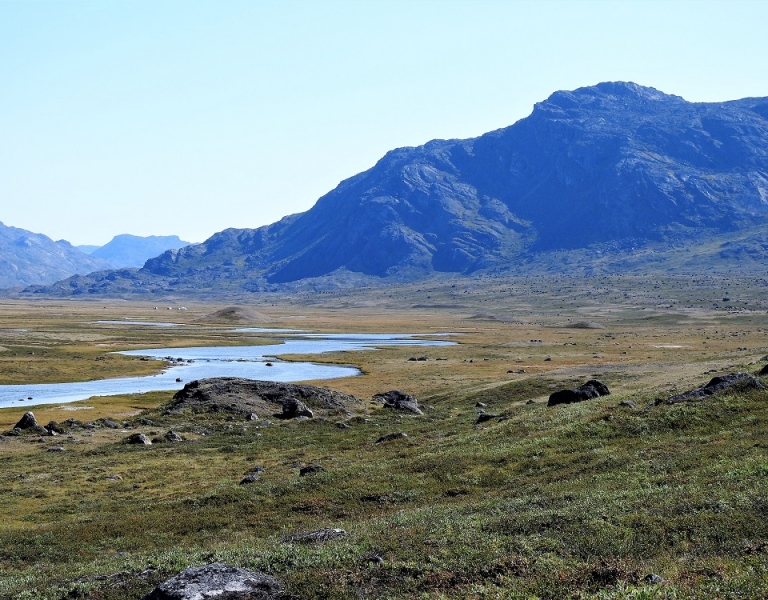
[1,0,767,246]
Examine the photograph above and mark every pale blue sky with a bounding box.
[1,0,767,246]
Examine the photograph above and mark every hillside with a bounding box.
[0,221,111,288]
[22,82,768,296]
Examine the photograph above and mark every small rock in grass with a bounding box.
[239,473,261,484]
[126,433,152,445]
[374,390,423,415]
[299,465,325,476]
[140,562,285,600]
[475,402,487,408]
[476,413,501,424]
[281,528,347,544]
[246,412,259,421]
[46,446,65,453]
[619,400,637,409]
[336,422,350,429]
[644,573,664,584]
[376,432,408,444]
[164,430,183,442]
[101,418,120,429]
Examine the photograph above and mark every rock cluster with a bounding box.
[167,378,362,418]
[373,390,423,415]
[663,372,764,404]
[548,380,611,407]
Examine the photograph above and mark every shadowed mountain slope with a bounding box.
[21,82,768,295]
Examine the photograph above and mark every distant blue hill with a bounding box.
[89,234,191,268]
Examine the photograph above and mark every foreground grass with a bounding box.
[1,377,766,599]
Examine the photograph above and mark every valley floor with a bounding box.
[0,274,767,598]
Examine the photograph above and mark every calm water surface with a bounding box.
[0,333,454,408]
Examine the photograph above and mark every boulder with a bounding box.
[281,397,313,419]
[664,372,764,404]
[101,418,120,429]
[141,562,285,600]
[164,431,184,442]
[126,433,152,445]
[476,412,501,424]
[548,379,611,407]
[759,364,768,376]
[373,390,423,415]
[239,473,261,485]
[14,412,38,429]
[45,421,66,434]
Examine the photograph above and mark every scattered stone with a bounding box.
[46,446,65,452]
[475,402,487,408]
[281,397,313,419]
[476,413,501,424]
[140,562,285,600]
[101,418,120,429]
[336,422,350,429]
[547,379,611,407]
[619,400,637,409]
[126,433,152,445]
[239,473,261,485]
[664,372,764,404]
[365,554,385,566]
[164,431,184,442]
[140,418,155,426]
[106,475,123,481]
[526,399,535,405]
[299,465,325,476]
[374,390,423,415]
[247,466,266,474]
[281,528,347,544]
[14,412,38,430]
[376,432,408,444]
[544,357,552,361]
[644,573,664,584]
[246,413,259,421]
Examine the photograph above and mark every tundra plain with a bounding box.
[1,274,767,599]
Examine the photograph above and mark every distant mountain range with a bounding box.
[0,221,111,288]
[20,82,768,296]
[81,234,191,269]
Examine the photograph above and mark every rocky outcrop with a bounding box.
[167,378,363,417]
[374,390,423,415]
[548,380,611,407]
[141,562,285,600]
[663,372,764,404]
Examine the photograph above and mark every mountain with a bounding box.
[0,221,111,288]
[23,82,768,295]
[88,234,191,268]
[77,245,100,255]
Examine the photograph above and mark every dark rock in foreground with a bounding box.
[374,390,423,415]
[664,372,764,404]
[126,433,152,445]
[548,379,611,407]
[759,364,768,376]
[168,378,363,417]
[376,432,408,444]
[141,562,285,600]
[299,465,325,477]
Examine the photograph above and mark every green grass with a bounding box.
[1,380,767,599]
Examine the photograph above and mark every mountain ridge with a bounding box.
[19,81,768,296]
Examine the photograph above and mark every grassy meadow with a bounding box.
[0,274,767,599]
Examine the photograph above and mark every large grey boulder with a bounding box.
[14,411,38,429]
[141,562,285,599]
[281,397,313,419]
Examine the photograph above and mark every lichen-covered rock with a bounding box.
[664,372,764,404]
[373,390,423,415]
[141,562,285,600]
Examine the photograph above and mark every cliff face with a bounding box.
[22,82,768,295]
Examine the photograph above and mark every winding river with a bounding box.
[0,332,454,409]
